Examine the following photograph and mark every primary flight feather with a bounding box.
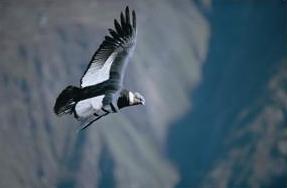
[54,7,145,130]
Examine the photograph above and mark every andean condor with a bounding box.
[54,6,145,130]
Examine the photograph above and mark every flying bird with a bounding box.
[54,7,145,130]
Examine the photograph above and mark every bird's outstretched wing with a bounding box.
[78,112,109,131]
[80,6,137,88]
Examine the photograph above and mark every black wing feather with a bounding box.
[120,12,125,29]
[125,7,130,26]
[108,29,120,41]
[114,19,123,36]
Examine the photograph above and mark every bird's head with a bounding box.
[117,89,145,109]
[128,91,145,106]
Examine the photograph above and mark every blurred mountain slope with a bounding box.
[202,60,287,188]
[0,0,209,187]
[168,1,287,187]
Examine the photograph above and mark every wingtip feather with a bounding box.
[120,12,125,27]
[114,19,122,35]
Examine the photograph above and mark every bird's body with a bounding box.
[75,95,106,118]
[54,7,145,130]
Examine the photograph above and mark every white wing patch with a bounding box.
[81,52,117,88]
[75,95,105,118]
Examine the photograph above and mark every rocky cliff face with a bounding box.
[168,1,287,187]
[0,0,209,187]
[201,62,287,188]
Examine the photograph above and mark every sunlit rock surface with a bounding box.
[0,0,208,187]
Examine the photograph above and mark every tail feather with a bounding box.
[54,86,80,116]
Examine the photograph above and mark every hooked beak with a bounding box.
[140,97,145,105]
[133,92,145,106]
